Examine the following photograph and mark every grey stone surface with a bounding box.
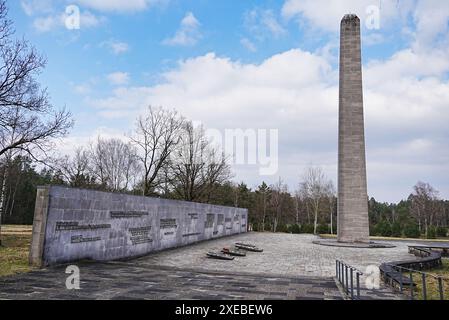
[30,186,247,267]
[0,263,343,300]
[136,233,415,282]
[29,187,50,266]
[337,14,370,243]
[1,233,429,300]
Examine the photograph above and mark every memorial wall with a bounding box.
[29,186,248,267]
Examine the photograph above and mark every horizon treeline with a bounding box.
[1,153,448,239]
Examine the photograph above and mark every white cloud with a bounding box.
[245,8,287,40]
[163,12,201,46]
[33,15,58,32]
[32,10,104,33]
[56,127,130,157]
[74,0,168,12]
[73,84,91,95]
[20,0,54,16]
[80,11,104,28]
[240,38,257,52]
[412,0,449,49]
[281,0,449,51]
[281,0,413,32]
[85,44,449,201]
[107,72,130,85]
[101,40,130,54]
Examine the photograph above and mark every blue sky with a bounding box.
[8,0,449,202]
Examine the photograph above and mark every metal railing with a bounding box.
[382,264,448,300]
[336,260,363,300]
[380,246,447,300]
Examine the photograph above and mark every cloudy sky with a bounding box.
[9,0,449,202]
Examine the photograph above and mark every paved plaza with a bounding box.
[137,233,414,278]
[0,233,422,300]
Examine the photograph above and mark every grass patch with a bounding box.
[411,259,449,300]
[2,224,32,235]
[0,225,33,278]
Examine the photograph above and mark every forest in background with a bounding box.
[1,155,448,240]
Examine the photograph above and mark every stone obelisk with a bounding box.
[337,14,370,243]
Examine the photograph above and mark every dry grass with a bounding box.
[2,224,32,235]
[411,259,449,300]
[0,225,33,277]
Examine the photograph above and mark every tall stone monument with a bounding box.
[337,14,370,243]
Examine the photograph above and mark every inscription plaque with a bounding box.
[56,221,111,231]
[183,232,202,237]
[160,219,177,229]
[110,211,149,218]
[205,214,215,228]
[129,226,152,245]
[71,235,101,243]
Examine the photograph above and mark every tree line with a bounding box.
[2,151,448,240]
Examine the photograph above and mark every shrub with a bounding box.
[276,224,288,233]
[300,224,315,234]
[436,227,448,238]
[369,224,377,236]
[391,222,402,238]
[374,221,392,237]
[317,224,330,234]
[427,226,437,239]
[403,223,421,238]
[288,224,301,234]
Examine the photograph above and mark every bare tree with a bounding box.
[410,181,439,237]
[0,1,72,245]
[326,180,336,234]
[269,178,288,233]
[293,190,301,225]
[56,147,94,188]
[170,121,231,202]
[300,166,329,234]
[89,137,140,192]
[130,106,184,196]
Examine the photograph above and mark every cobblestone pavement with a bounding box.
[0,233,428,300]
[136,233,415,279]
[0,262,343,300]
